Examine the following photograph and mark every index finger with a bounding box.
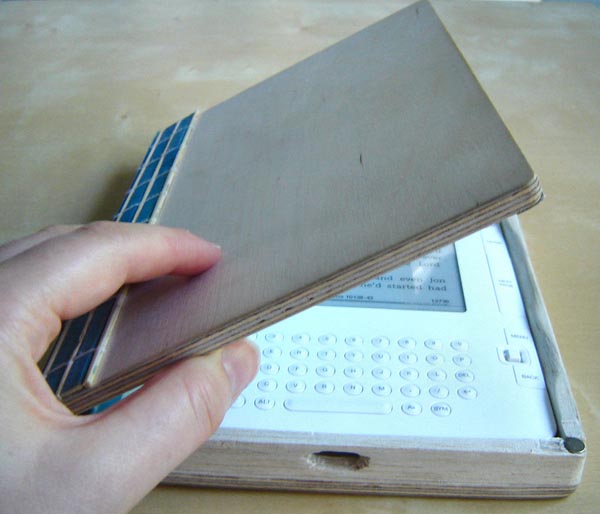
[0,222,221,358]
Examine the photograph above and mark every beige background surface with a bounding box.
[0,1,598,513]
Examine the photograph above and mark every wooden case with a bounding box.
[165,217,585,499]
[43,1,543,414]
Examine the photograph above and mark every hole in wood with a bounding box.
[309,451,370,471]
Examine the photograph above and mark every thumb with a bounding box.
[71,339,258,512]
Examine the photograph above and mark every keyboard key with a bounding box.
[316,364,335,377]
[456,370,475,383]
[290,347,309,360]
[318,334,337,345]
[343,382,364,395]
[451,339,469,352]
[458,386,478,400]
[431,402,452,417]
[292,333,311,344]
[372,383,392,396]
[314,381,335,395]
[288,364,308,376]
[429,385,449,399]
[398,337,417,349]
[284,398,392,414]
[371,351,391,363]
[400,367,419,381]
[260,362,279,375]
[426,353,444,365]
[344,366,363,378]
[371,336,390,348]
[255,397,275,410]
[453,354,472,367]
[257,379,277,392]
[317,349,336,361]
[424,339,443,350]
[401,402,422,416]
[399,352,418,365]
[232,395,246,408]
[427,368,447,382]
[401,384,421,398]
[286,380,306,393]
[372,367,392,380]
[345,336,363,346]
[344,350,363,363]
[264,333,283,343]
[262,346,282,358]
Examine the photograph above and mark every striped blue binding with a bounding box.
[41,113,195,402]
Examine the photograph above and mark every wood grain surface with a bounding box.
[73,1,540,412]
[1,1,598,513]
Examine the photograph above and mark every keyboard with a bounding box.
[241,331,477,418]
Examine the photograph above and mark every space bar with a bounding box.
[284,398,392,415]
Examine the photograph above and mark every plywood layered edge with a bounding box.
[165,428,583,499]
[63,180,542,413]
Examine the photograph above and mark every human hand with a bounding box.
[0,222,259,514]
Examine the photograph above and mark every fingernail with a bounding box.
[199,239,221,253]
[221,339,259,399]
[184,229,221,251]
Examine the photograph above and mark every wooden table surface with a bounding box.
[1,1,598,513]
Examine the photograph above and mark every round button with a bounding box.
[290,347,309,360]
[455,370,475,383]
[262,346,282,358]
[426,353,444,365]
[288,363,308,376]
[401,384,421,398]
[286,380,306,393]
[400,367,419,381]
[371,351,391,363]
[458,386,478,400]
[371,336,390,348]
[344,366,364,378]
[372,384,392,397]
[254,397,275,410]
[264,333,283,343]
[399,352,418,364]
[431,402,452,417]
[453,354,472,367]
[424,339,442,350]
[257,379,277,392]
[429,385,449,399]
[372,367,392,380]
[345,350,364,363]
[345,336,363,346]
[316,364,335,377]
[317,349,336,361]
[398,337,417,349]
[260,362,280,375]
[318,334,337,345]
[315,381,335,395]
[343,382,364,395]
[232,395,246,408]
[451,340,469,352]
[427,368,447,382]
[402,402,423,416]
[292,333,311,344]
